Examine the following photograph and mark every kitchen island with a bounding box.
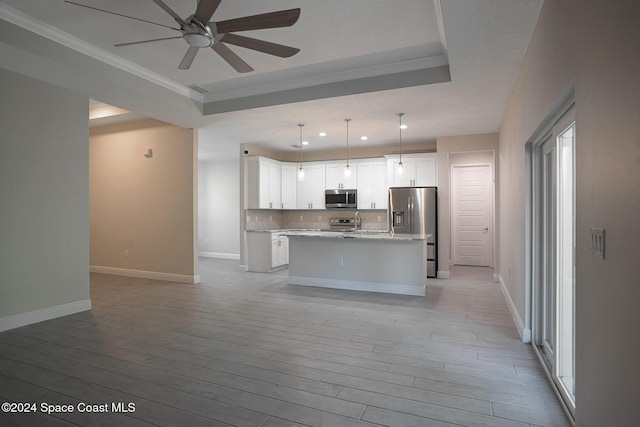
[283,231,429,296]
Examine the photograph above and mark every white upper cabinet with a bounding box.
[386,153,437,187]
[296,164,325,209]
[247,157,281,209]
[280,163,297,209]
[325,162,357,190]
[357,161,388,210]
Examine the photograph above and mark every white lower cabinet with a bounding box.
[247,231,289,272]
[271,235,289,267]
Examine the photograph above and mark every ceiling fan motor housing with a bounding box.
[182,15,214,48]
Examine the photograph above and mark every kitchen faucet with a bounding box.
[354,211,360,235]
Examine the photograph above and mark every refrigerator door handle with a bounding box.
[408,196,412,234]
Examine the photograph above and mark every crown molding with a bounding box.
[201,48,449,104]
[0,3,190,98]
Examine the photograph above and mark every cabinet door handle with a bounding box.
[269,202,272,208]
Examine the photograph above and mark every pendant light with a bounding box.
[396,113,405,176]
[344,118,352,177]
[297,124,305,181]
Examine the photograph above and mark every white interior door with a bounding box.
[452,164,493,266]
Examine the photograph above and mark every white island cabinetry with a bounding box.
[285,231,428,296]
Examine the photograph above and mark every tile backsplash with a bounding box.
[246,209,388,231]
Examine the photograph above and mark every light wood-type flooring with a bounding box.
[0,259,570,426]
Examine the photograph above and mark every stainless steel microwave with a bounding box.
[325,189,357,208]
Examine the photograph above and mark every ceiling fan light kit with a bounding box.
[182,17,214,48]
[66,0,301,72]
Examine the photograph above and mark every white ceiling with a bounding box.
[0,0,543,159]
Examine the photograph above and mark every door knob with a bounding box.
[483,227,489,232]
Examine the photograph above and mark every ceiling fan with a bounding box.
[65,0,301,72]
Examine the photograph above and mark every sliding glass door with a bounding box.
[533,107,575,412]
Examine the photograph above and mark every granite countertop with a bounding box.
[281,230,429,241]
[246,229,322,233]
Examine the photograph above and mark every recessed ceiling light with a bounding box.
[361,136,368,141]
[318,132,327,137]
[302,140,309,145]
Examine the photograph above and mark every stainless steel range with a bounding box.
[327,217,361,232]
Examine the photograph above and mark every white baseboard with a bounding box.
[496,274,531,343]
[437,270,450,279]
[239,264,248,272]
[288,276,425,296]
[0,299,92,332]
[90,265,199,284]
[199,252,240,260]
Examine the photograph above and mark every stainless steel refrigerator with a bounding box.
[389,187,438,278]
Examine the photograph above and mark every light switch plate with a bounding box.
[590,228,605,259]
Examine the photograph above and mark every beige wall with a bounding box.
[499,0,640,424]
[436,134,499,276]
[90,119,198,281]
[0,69,90,328]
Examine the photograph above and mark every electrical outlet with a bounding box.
[269,215,272,221]
[254,215,258,221]
[299,215,303,221]
[590,228,605,259]
[124,249,129,258]
[337,257,344,266]
[377,215,382,222]
[318,215,322,221]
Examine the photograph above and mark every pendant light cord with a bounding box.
[298,124,304,165]
[345,118,351,167]
[398,113,404,163]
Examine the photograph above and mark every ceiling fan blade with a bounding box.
[211,43,254,73]
[221,33,299,58]
[114,36,183,47]
[64,1,180,30]
[179,46,200,70]
[215,8,301,34]
[152,0,187,26]
[194,0,221,25]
